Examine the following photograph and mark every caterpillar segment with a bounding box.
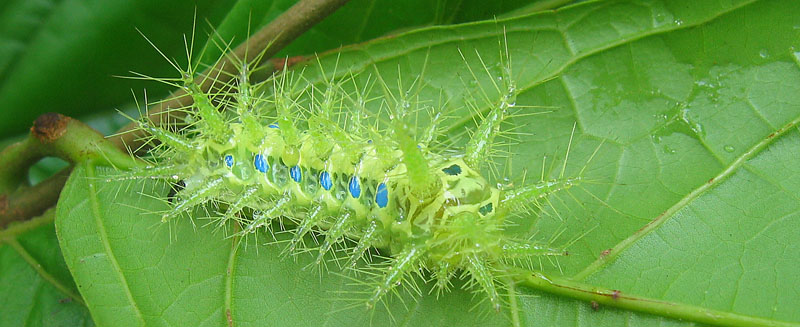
[128,50,582,313]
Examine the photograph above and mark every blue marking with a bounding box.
[367,139,373,144]
[253,154,269,173]
[349,176,361,198]
[320,171,333,190]
[442,164,462,176]
[290,166,302,182]
[375,183,388,208]
[224,155,234,168]
[268,123,279,129]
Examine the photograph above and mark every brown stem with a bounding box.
[110,0,351,152]
[0,113,139,227]
[0,169,70,229]
[31,114,139,169]
[0,137,44,194]
[0,114,138,192]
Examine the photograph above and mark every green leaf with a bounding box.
[0,211,92,327]
[54,0,800,326]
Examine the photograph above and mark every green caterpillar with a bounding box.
[126,40,592,313]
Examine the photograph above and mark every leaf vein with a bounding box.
[85,164,145,324]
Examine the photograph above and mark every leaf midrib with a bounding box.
[224,233,238,327]
[85,164,145,325]
[572,112,800,281]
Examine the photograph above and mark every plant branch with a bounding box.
[511,269,799,327]
[0,169,70,229]
[110,0,351,151]
[27,114,139,169]
[0,113,139,228]
[0,137,44,194]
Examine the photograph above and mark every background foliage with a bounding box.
[1,0,799,326]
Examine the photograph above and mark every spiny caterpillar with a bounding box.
[124,34,594,314]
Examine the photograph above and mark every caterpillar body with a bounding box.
[127,40,590,313]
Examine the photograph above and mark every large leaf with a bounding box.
[0,211,92,327]
[55,0,800,326]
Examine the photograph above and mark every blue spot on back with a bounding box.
[320,171,333,190]
[349,176,361,198]
[253,154,269,173]
[442,164,462,176]
[375,183,388,208]
[268,123,279,129]
[224,155,234,168]
[290,166,302,182]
